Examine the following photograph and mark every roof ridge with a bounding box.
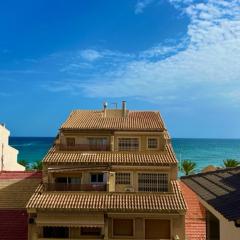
[181,165,240,179]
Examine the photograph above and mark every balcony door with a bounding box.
[55,176,81,191]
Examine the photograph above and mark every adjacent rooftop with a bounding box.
[181,166,240,222]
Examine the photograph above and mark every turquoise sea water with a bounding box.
[9,137,240,172]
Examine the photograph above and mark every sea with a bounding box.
[9,137,240,173]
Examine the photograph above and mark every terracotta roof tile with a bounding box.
[0,171,42,179]
[43,144,177,165]
[61,110,166,131]
[27,181,186,212]
[181,182,206,240]
[0,172,42,209]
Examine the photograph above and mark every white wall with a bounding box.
[200,198,240,240]
[0,124,25,171]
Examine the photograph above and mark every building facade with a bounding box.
[0,123,25,171]
[27,102,186,240]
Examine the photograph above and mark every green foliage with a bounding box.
[180,160,197,176]
[18,159,30,170]
[223,159,240,168]
[31,160,43,170]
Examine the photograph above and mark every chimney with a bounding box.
[103,101,108,117]
[122,101,127,117]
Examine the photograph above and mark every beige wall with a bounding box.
[29,211,185,240]
[107,213,185,240]
[60,130,168,152]
[200,198,240,240]
[0,124,25,171]
[46,166,177,193]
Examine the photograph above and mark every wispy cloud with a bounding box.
[80,49,103,61]
[6,0,240,108]
[79,0,240,106]
[135,0,155,14]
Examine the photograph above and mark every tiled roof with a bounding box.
[43,144,177,165]
[180,182,206,240]
[0,171,42,209]
[27,181,186,212]
[181,166,240,221]
[0,210,28,240]
[0,171,42,179]
[61,110,166,131]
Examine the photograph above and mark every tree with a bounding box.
[31,160,43,170]
[223,159,240,168]
[18,159,30,170]
[180,160,197,176]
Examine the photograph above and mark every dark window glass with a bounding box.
[43,227,69,238]
[81,227,101,236]
[91,174,97,182]
[55,177,68,183]
[98,173,103,182]
[91,173,104,183]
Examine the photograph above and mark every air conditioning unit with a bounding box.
[124,186,134,192]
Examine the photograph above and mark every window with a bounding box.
[116,173,131,184]
[91,173,104,183]
[118,138,139,151]
[147,138,158,149]
[138,173,168,192]
[55,177,81,184]
[113,219,134,237]
[81,227,102,236]
[43,227,69,238]
[66,137,75,146]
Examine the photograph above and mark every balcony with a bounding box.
[44,183,107,192]
[56,144,111,151]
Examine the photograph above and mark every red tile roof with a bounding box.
[180,181,206,240]
[27,181,186,212]
[0,171,42,179]
[43,144,177,165]
[0,210,28,240]
[61,110,166,131]
[0,171,42,209]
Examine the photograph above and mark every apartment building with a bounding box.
[27,102,186,240]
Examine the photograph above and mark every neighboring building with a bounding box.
[0,171,42,240]
[0,123,25,171]
[180,182,206,240]
[182,167,240,240]
[27,102,187,240]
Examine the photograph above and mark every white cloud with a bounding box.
[80,0,240,105]
[80,49,103,61]
[135,0,155,14]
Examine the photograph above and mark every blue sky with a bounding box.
[0,0,240,138]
